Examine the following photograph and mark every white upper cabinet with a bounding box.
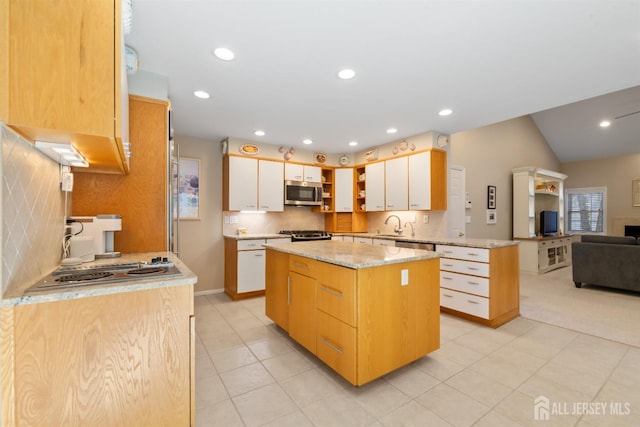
[284,163,321,182]
[385,157,408,210]
[259,160,284,211]
[227,156,258,211]
[365,162,385,211]
[334,168,353,212]
[409,151,432,210]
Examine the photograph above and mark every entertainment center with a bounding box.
[512,167,573,274]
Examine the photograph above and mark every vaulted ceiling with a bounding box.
[125,0,640,162]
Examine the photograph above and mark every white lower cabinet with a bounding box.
[225,237,290,299]
[438,245,491,319]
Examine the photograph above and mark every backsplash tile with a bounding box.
[2,124,66,296]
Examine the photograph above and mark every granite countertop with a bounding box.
[264,240,441,269]
[224,233,290,240]
[1,252,198,307]
[335,233,519,249]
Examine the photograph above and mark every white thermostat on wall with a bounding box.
[339,155,349,165]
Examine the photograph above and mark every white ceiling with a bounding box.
[125,0,640,162]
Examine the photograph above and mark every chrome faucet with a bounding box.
[404,222,415,237]
[384,215,403,235]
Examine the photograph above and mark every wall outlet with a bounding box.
[423,215,429,224]
[411,215,416,223]
[224,215,230,224]
[61,172,74,192]
[230,215,239,224]
[401,269,409,286]
[465,216,472,224]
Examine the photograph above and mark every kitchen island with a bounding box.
[264,240,441,386]
[0,253,197,427]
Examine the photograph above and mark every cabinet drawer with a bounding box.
[440,288,489,319]
[440,271,489,297]
[437,245,489,262]
[289,255,317,278]
[237,239,265,250]
[440,258,489,278]
[316,311,357,385]
[316,263,357,326]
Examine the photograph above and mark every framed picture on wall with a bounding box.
[174,157,200,220]
[487,210,497,225]
[487,185,496,209]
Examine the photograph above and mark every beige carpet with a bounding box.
[519,265,640,348]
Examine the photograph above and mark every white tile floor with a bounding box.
[194,272,640,426]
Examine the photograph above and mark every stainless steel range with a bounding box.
[26,257,182,293]
[278,230,332,242]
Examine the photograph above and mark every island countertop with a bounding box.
[264,240,440,269]
[1,252,198,307]
[335,233,519,249]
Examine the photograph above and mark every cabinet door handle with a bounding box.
[320,285,343,298]
[320,336,343,354]
[254,253,264,258]
[442,276,453,281]
[442,293,454,298]
[467,267,479,271]
[467,281,480,285]
[442,263,454,267]
[292,261,309,270]
[467,299,479,304]
[287,277,291,305]
[467,252,479,257]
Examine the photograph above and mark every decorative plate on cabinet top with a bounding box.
[240,144,259,155]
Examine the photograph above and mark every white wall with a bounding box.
[450,116,560,240]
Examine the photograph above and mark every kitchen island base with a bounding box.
[265,243,441,386]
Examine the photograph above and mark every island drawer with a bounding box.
[437,245,489,263]
[316,311,356,384]
[440,258,489,278]
[440,288,489,319]
[316,263,357,326]
[440,271,489,297]
[289,255,317,278]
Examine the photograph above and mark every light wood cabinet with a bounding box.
[385,157,409,210]
[2,0,130,174]
[437,244,519,327]
[265,249,440,386]
[0,285,194,426]
[72,95,169,253]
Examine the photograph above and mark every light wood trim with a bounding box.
[430,149,447,210]
[316,262,357,326]
[0,307,16,427]
[224,238,239,297]
[265,249,290,331]
[0,0,8,121]
[72,95,169,252]
[488,245,520,321]
[190,314,196,427]
[7,286,192,426]
[356,259,440,384]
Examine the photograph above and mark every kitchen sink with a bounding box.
[394,240,435,251]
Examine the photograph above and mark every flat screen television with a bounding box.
[540,210,558,236]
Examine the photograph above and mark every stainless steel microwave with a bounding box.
[284,180,323,206]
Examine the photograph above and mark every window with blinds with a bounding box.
[565,187,607,234]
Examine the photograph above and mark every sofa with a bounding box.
[572,235,640,292]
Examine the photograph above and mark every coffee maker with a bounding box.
[69,215,122,259]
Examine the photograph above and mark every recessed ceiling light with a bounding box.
[348,141,358,146]
[338,69,356,80]
[599,120,611,128]
[386,128,398,134]
[193,90,210,99]
[438,108,453,116]
[303,139,313,145]
[254,130,265,136]
[213,47,235,61]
